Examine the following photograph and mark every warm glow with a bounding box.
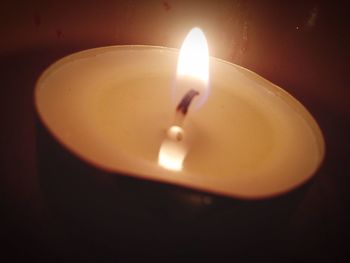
[158,28,209,171]
[177,27,209,84]
[158,138,187,171]
[175,27,210,109]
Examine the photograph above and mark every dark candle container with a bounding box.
[36,116,310,261]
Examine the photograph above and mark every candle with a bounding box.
[35,28,324,199]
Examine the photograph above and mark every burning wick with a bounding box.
[159,27,207,171]
[167,89,199,142]
[176,89,200,115]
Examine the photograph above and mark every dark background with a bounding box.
[1,0,349,262]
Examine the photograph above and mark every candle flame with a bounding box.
[177,27,209,83]
[159,28,209,171]
[175,27,210,109]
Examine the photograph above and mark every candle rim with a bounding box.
[34,45,325,200]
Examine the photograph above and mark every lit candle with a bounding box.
[35,28,324,199]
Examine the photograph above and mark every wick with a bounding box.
[176,89,200,115]
[166,89,199,142]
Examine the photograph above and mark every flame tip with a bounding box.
[177,26,209,83]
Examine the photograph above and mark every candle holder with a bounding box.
[36,117,310,260]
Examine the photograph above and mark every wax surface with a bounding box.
[35,46,324,199]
